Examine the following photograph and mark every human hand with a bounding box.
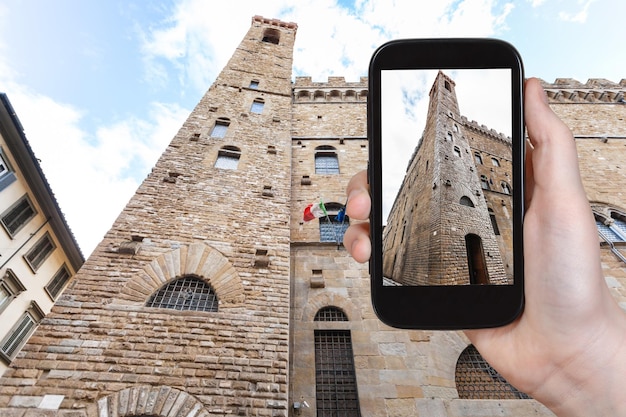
[343,78,626,416]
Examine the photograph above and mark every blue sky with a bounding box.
[0,0,624,256]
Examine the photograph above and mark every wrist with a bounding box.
[537,307,626,416]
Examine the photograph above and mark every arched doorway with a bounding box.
[465,234,489,285]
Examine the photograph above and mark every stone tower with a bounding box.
[383,71,507,285]
[0,16,297,416]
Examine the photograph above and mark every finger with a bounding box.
[343,222,371,263]
[524,78,583,195]
[346,170,370,220]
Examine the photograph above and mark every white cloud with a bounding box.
[3,83,189,256]
[558,0,597,23]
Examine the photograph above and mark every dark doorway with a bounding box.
[465,234,489,284]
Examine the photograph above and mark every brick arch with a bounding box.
[118,242,245,305]
[301,291,361,322]
[97,385,210,417]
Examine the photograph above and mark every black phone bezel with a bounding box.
[368,38,525,329]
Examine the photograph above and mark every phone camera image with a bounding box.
[381,69,513,287]
[368,39,525,329]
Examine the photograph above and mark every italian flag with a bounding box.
[303,200,328,222]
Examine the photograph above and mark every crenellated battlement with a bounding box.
[539,78,625,104]
[252,15,297,30]
[460,116,512,145]
[293,76,368,102]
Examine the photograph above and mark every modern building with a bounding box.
[0,93,84,376]
[0,15,624,417]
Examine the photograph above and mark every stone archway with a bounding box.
[116,242,245,305]
[97,385,209,417]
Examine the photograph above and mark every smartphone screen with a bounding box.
[369,39,524,328]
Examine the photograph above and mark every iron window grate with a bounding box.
[314,306,348,321]
[146,276,218,312]
[314,330,361,417]
[456,344,531,400]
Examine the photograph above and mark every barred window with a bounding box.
[1,195,37,237]
[314,306,348,321]
[146,276,218,312]
[318,202,348,243]
[24,233,55,272]
[315,330,361,417]
[315,146,339,174]
[455,344,530,399]
[595,212,626,243]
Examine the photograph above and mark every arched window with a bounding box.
[456,344,530,399]
[474,152,483,165]
[315,146,339,174]
[480,175,490,190]
[501,182,511,194]
[314,307,360,416]
[329,90,342,101]
[314,90,326,101]
[314,306,348,321]
[146,276,218,312]
[465,234,489,285]
[446,132,453,142]
[297,90,311,101]
[250,98,265,114]
[453,146,461,157]
[595,211,626,242]
[459,196,474,207]
[319,202,349,243]
[215,145,241,170]
[210,118,230,138]
[491,157,501,167]
[261,28,280,44]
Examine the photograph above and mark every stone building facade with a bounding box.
[0,15,625,417]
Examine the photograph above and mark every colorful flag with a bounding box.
[303,200,328,221]
[335,206,346,222]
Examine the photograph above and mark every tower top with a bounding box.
[252,15,298,31]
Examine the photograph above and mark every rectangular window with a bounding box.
[314,330,361,417]
[210,121,229,138]
[250,100,264,114]
[249,80,259,89]
[1,195,37,237]
[0,269,26,314]
[24,233,55,272]
[0,312,36,362]
[45,264,71,300]
[315,154,340,174]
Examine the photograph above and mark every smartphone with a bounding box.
[368,39,525,329]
